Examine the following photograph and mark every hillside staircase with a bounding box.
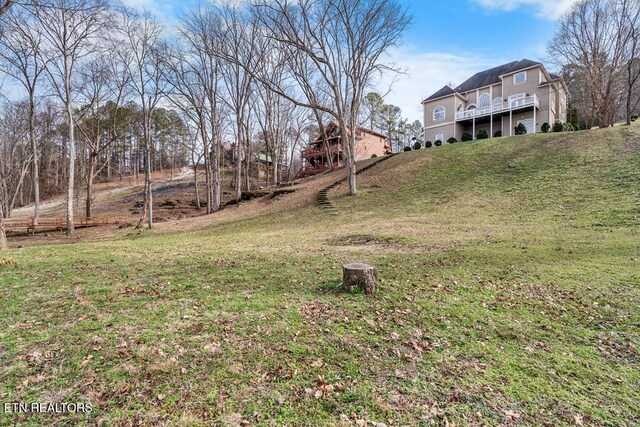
[316,154,397,215]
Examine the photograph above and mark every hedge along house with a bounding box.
[422,59,569,144]
[296,122,392,178]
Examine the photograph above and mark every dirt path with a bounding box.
[13,168,194,218]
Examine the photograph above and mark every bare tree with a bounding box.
[250,0,409,196]
[114,6,164,228]
[76,56,128,217]
[0,101,33,220]
[163,5,226,213]
[32,0,108,235]
[621,0,640,124]
[0,8,47,224]
[216,4,260,203]
[549,0,638,127]
[161,41,213,212]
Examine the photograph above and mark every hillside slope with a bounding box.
[1,125,638,426]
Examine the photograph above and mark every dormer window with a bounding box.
[514,71,527,85]
[433,106,445,121]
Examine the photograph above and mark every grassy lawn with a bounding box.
[1,125,638,426]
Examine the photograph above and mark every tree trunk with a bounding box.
[193,162,200,211]
[66,96,75,236]
[86,152,96,217]
[235,121,242,202]
[343,119,357,196]
[29,96,40,225]
[244,150,251,192]
[342,263,377,294]
[145,131,153,229]
[0,223,6,250]
[272,150,278,187]
[212,138,221,211]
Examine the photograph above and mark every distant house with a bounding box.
[422,59,569,144]
[297,122,391,178]
[254,153,272,181]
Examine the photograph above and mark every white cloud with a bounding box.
[374,47,506,123]
[471,0,579,19]
[118,0,175,22]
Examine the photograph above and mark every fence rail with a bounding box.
[2,216,131,234]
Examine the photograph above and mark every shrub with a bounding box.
[541,122,550,133]
[564,123,575,132]
[403,146,412,152]
[425,141,432,148]
[631,114,638,121]
[493,130,503,137]
[476,129,489,139]
[370,154,378,158]
[514,123,527,135]
[447,137,457,144]
[553,121,564,132]
[461,132,473,141]
[413,141,422,150]
[434,140,442,146]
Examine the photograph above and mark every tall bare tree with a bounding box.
[33,0,108,234]
[0,8,47,224]
[621,0,640,124]
[250,0,409,196]
[216,4,260,203]
[114,6,164,228]
[0,101,33,220]
[163,5,226,213]
[76,56,129,217]
[549,0,639,127]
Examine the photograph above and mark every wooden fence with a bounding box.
[3,216,131,234]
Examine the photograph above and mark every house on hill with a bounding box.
[422,59,569,144]
[296,123,392,178]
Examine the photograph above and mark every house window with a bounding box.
[435,133,444,143]
[479,93,490,108]
[514,71,527,85]
[466,104,476,110]
[433,106,445,121]
[493,97,503,105]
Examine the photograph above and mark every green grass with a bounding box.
[1,125,639,426]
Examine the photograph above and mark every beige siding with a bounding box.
[424,95,456,128]
[492,83,503,102]
[557,86,568,122]
[534,85,552,132]
[425,123,464,144]
[502,67,541,99]
[465,91,477,107]
[354,134,389,161]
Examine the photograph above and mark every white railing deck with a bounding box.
[455,94,539,121]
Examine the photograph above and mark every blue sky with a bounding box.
[116,0,579,121]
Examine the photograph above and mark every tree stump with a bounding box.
[342,263,378,294]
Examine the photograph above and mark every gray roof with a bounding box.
[454,59,541,93]
[423,59,543,102]
[424,85,457,102]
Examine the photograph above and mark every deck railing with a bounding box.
[302,143,342,159]
[455,94,539,121]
